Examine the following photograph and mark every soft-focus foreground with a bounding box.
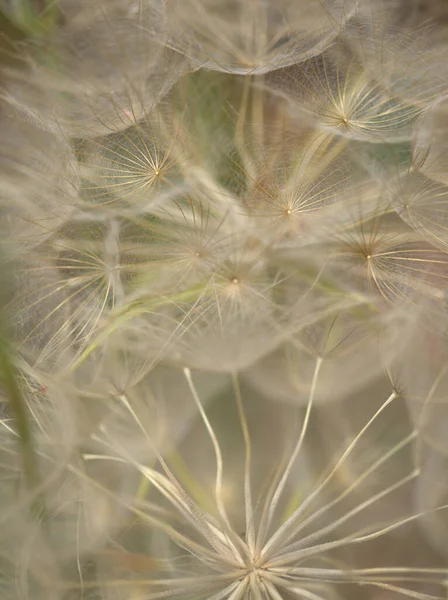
[1,1,448,599]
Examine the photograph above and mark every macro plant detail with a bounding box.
[1,1,448,599]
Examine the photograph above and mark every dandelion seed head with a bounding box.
[3,2,448,599]
[1,362,442,600]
